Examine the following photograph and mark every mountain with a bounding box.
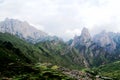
[0,18,50,43]
[69,27,120,67]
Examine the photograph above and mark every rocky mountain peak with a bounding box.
[0,18,48,43]
[80,27,91,43]
[81,27,90,37]
[71,27,91,47]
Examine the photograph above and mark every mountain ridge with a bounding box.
[0,18,60,43]
[69,27,120,67]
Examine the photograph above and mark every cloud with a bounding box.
[0,0,4,3]
[0,0,120,40]
[30,23,45,31]
[65,29,81,36]
[63,29,81,40]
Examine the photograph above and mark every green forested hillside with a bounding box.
[0,33,78,79]
[0,33,86,79]
[35,41,85,69]
[0,33,84,69]
[93,61,120,79]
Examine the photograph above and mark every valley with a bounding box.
[0,18,120,80]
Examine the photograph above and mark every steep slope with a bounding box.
[0,32,48,63]
[70,28,93,67]
[35,40,86,69]
[0,33,86,69]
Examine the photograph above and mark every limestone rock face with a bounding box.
[80,27,91,46]
[71,27,91,47]
[0,18,48,43]
[93,31,116,51]
[69,28,119,67]
[81,27,91,42]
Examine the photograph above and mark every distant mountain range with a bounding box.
[0,18,120,79]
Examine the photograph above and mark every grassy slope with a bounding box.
[35,41,85,69]
[0,33,82,69]
[0,33,76,79]
[0,33,85,77]
[93,61,120,79]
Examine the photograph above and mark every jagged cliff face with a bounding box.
[80,27,91,43]
[0,18,48,43]
[71,28,91,48]
[93,31,116,52]
[70,28,120,67]
[70,28,92,67]
[71,28,116,52]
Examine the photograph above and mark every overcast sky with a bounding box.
[0,0,120,40]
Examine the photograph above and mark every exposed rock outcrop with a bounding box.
[0,18,48,43]
[93,31,116,52]
[69,28,119,67]
[71,27,91,48]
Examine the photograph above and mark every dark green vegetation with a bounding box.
[0,62,75,80]
[0,50,74,79]
[92,61,120,79]
[0,33,84,69]
[0,33,120,79]
[71,42,120,68]
[35,41,85,69]
[0,33,82,79]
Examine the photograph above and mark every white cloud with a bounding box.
[30,23,45,31]
[65,29,81,37]
[1,0,120,40]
